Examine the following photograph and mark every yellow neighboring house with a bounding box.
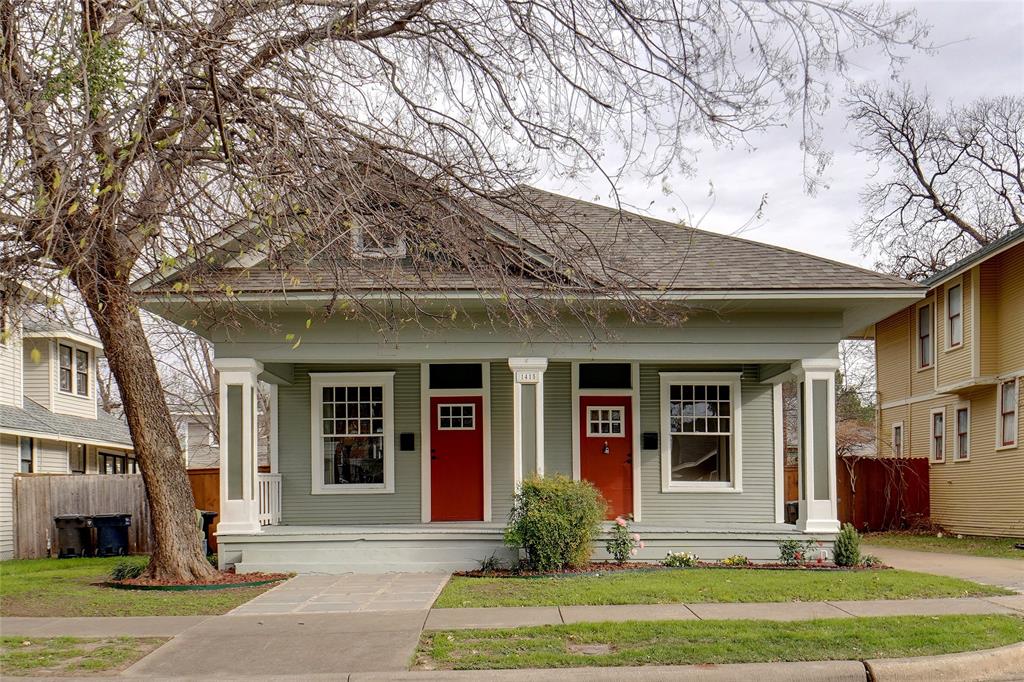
[874,228,1023,538]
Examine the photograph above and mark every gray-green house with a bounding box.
[137,188,924,573]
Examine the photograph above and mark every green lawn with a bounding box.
[0,557,279,617]
[416,615,1024,670]
[0,636,165,676]
[434,568,1011,608]
[864,532,1024,560]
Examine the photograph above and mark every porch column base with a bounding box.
[796,500,841,533]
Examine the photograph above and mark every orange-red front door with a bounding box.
[430,396,484,521]
[579,396,633,519]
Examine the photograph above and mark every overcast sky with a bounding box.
[537,0,1024,271]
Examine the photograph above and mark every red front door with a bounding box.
[580,396,633,519]
[430,396,484,521]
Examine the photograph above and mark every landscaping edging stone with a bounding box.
[101,578,285,591]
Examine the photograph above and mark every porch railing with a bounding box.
[257,473,282,526]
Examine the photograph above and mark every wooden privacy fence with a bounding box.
[186,466,270,552]
[13,474,153,558]
[837,456,930,531]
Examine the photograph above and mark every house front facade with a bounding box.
[874,228,1024,538]
[0,307,135,559]
[138,188,924,572]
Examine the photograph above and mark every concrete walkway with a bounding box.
[863,544,1024,593]
[4,594,1022,639]
[228,572,451,615]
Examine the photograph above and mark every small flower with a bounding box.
[639,541,646,549]
[630,548,637,556]
[615,517,627,527]
[631,533,641,542]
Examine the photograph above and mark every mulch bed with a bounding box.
[456,561,889,578]
[104,570,290,591]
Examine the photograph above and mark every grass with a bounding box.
[433,568,1011,608]
[864,532,1024,560]
[0,636,165,676]
[416,615,1024,670]
[0,557,278,617]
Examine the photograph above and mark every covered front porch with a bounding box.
[215,353,842,573]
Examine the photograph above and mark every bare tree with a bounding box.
[848,86,1023,279]
[2,0,924,580]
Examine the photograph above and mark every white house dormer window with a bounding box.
[352,222,407,259]
[58,342,90,396]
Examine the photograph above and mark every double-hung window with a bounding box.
[659,372,741,492]
[19,437,34,473]
[892,423,904,457]
[311,372,395,494]
[930,409,945,463]
[998,379,1018,448]
[57,343,90,396]
[69,443,86,474]
[58,344,74,392]
[918,304,933,368]
[947,284,963,348]
[955,405,970,460]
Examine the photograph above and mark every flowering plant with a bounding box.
[606,516,643,563]
[663,551,699,568]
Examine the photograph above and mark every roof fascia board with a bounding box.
[923,231,1024,290]
[22,329,104,350]
[0,426,133,450]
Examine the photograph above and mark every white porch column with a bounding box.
[213,358,263,536]
[508,357,547,483]
[268,383,279,474]
[792,359,841,534]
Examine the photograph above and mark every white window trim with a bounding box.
[310,371,395,495]
[659,371,742,493]
[436,402,477,431]
[995,377,1019,451]
[18,436,35,473]
[929,407,946,463]
[954,402,971,461]
[944,278,965,352]
[916,299,935,371]
[586,405,626,438]
[891,421,904,458]
[56,341,92,399]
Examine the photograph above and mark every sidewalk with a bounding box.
[4,594,1023,638]
[862,544,1024,593]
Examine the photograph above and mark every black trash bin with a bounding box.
[199,510,218,556]
[92,513,132,557]
[54,515,93,558]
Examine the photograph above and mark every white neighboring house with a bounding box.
[0,313,135,560]
[176,410,270,470]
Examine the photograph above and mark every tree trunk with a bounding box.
[80,279,218,582]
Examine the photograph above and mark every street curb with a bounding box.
[866,641,1024,681]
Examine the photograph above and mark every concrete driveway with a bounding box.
[862,545,1024,593]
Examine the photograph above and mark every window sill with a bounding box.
[953,456,971,462]
[995,443,1018,452]
[930,457,945,464]
[57,389,91,400]
[661,484,742,494]
[944,344,964,353]
[916,365,933,373]
[311,484,394,495]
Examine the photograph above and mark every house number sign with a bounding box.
[514,370,541,383]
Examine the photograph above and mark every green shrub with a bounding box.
[605,516,642,563]
[663,551,699,567]
[860,553,883,568]
[109,557,148,581]
[721,554,750,566]
[504,474,606,572]
[777,538,818,565]
[834,523,861,567]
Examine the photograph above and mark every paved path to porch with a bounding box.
[226,572,451,615]
[862,545,1024,593]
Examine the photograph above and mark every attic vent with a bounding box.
[353,222,406,259]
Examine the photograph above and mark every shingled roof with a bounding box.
[0,397,133,448]
[138,186,918,296]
